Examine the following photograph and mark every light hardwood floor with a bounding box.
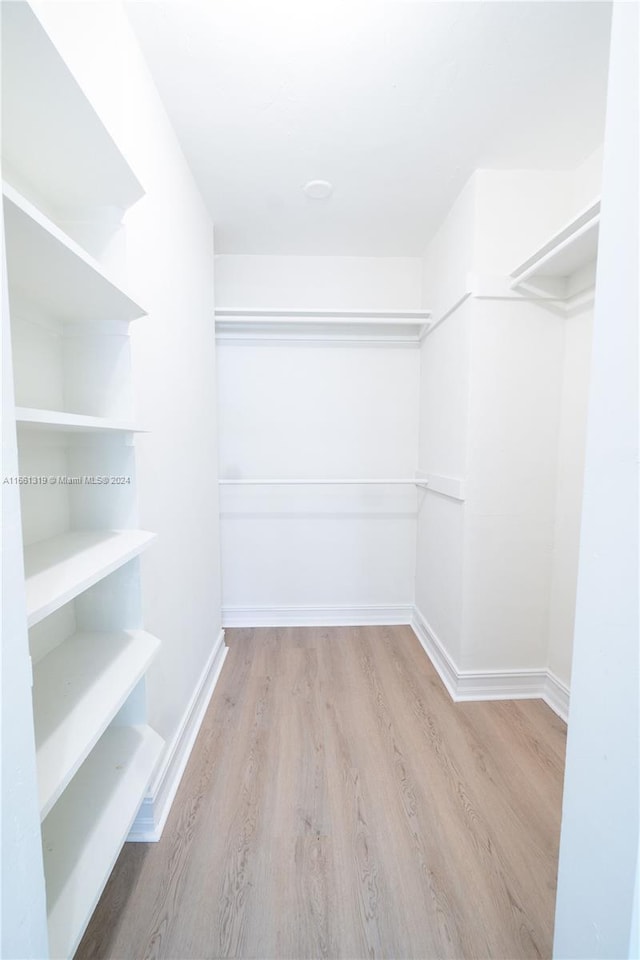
[77,626,567,960]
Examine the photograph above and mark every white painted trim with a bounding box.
[128,629,228,842]
[410,607,458,699]
[543,670,570,723]
[222,605,413,628]
[411,607,569,721]
[455,667,549,701]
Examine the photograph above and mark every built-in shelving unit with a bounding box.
[1,5,163,957]
[215,307,432,343]
[510,199,600,308]
[42,725,164,960]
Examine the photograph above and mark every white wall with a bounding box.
[554,4,639,955]
[414,178,476,657]
[463,298,565,672]
[216,254,422,310]
[414,304,471,663]
[216,254,422,621]
[472,169,575,276]
[547,307,593,685]
[472,149,602,277]
[572,144,604,213]
[416,159,600,688]
[33,2,222,747]
[420,176,476,321]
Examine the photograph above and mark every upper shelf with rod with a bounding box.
[215,308,433,344]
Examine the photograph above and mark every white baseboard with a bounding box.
[222,604,413,628]
[455,667,549,701]
[543,669,570,723]
[411,607,569,721]
[410,607,459,699]
[128,629,228,842]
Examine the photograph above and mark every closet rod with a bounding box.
[215,308,432,321]
[218,478,429,486]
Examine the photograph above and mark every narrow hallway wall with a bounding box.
[554,4,639,952]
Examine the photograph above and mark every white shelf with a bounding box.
[1,2,143,213]
[42,724,164,960]
[3,184,146,325]
[510,200,600,288]
[25,530,156,628]
[16,407,144,435]
[215,307,432,343]
[34,630,161,820]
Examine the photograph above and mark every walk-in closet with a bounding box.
[2,3,638,959]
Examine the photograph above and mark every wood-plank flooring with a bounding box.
[77,626,566,960]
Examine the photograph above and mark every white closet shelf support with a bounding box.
[16,407,145,435]
[415,472,466,501]
[25,530,156,627]
[42,724,164,960]
[2,183,147,324]
[34,630,161,820]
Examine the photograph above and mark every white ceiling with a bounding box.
[126,1,611,256]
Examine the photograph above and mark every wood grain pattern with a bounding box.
[77,626,566,960]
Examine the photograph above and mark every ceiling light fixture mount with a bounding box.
[303,179,333,199]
